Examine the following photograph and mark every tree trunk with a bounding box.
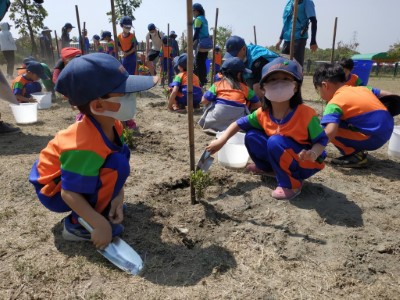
[23,0,37,56]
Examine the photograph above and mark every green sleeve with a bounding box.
[247,110,263,130]
[307,115,325,140]
[194,18,202,28]
[323,103,343,116]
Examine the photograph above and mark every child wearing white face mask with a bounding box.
[29,53,157,249]
[206,57,328,200]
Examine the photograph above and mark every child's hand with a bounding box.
[108,190,124,224]
[206,139,225,155]
[298,149,318,161]
[91,218,112,249]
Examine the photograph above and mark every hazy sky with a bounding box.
[3,0,399,54]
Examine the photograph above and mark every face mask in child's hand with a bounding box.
[264,80,296,102]
[91,93,137,121]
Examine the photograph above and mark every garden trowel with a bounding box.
[78,218,143,275]
[196,150,214,172]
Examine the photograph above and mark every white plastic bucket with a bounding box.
[216,131,249,168]
[31,92,52,109]
[9,103,38,124]
[388,125,400,159]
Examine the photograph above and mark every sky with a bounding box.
[2,0,400,54]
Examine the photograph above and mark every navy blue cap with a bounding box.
[193,3,204,11]
[92,34,100,41]
[260,57,303,84]
[177,53,187,69]
[101,31,112,40]
[23,56,36,65]
[169,30,177,38]
[64,23,75,29]
[55,53,158,106]
[148,23,156,31]
[27,61,49,80]
[215,45,220,50]
[221,57,251,74]
[224,36,246,59]
[120,16,133,27]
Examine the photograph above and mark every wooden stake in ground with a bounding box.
[48,30,56,64]
[211,8,219,85]
[54,30,60,58]
[110,0,119,59]
[75,5,84,54]
[167,23,170,86]
[82,21,86,54]
[186,0,196,204]
[330,17,338,63]
[289,0,299,60]
[253,25,257,45]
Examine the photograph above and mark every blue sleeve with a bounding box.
[236,115,253,131]
[203,90,216,102]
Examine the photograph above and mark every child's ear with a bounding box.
[90,99,106,112]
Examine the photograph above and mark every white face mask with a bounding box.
[123,28,131,34]
[91,93,137,121]
[264,80,296,102]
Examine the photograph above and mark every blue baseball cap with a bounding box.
[55,53,158,106]
[101,31,112,40]
[221,57,251,74]
[148,23,156,31]
[169,30,177,38]
[64,23,75,29]
[92,34,100,41]
[224,36,246,59]
[27,61,49,80]
[260,57,303,84]
[177,53,187,69]
[120,16,132,27]
[23,56,36,66]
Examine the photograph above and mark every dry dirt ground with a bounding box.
[0,74,399,299]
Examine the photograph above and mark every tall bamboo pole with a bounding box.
[289,0,299,60]
[186,0,196,204]
[253,25,257,45]
[211,8,219,84]
[75,5,84,54]
[330,17,338,63]
[110,0,119,59]
[167,23,170,85]
[54,30,60,58]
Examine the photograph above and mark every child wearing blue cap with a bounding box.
[117,16,138,75]
[160,36,174,86]
[198,57,261,133]
[206,57,328,200]
[168,53,203,112]
[11,61,48,103]
[92,35,104,53]
[29,53,157,249]
[101,31,116,57]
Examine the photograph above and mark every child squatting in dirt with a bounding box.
[29,53,157,249]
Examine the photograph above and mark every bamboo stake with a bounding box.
[54,30,60,58]
[289,0,299,60]
[330,17,338,63]
[110,0,119,59]
[211,8,219,84]
[82,21,86,54]
[253,25,257,45]
[48,30,56,64]
[167,23,170,85]
[75,5,84,54]
[186,0,196,204]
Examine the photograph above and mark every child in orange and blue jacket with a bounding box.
[101,31,116,58]
[207,57,328,200]
[314,63,394,168]
[168,53,203,111]
[160,36,174,85]
[198,57,261,133]
[117,16,138,75]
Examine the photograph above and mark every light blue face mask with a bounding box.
[91,93,137,121]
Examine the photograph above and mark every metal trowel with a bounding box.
[78,218,143,275]
[196,150,214,172]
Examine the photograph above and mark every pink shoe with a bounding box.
[271,186,301,200]
[246,163,275,177]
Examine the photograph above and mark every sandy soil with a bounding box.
[0,75,399,299]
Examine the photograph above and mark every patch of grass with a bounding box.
[122,128,139,150]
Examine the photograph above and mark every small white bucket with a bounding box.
[216,131,249,168]
[9,103,38,124]
[388,125,400,159]
[31,92,52,109]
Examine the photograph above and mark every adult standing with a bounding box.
[39,26,53,65]
[61,22,74,48]
[192,3,212,87]
[275,0,318,67]
[145,23,163,76]
[0,21,16,79]
[224,36,280,99]
[169,30,180,57]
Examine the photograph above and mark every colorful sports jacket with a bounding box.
[117,32,137,53]
[11,75,41,97]
[237,104,328,149]
[203,80,259,107]
[320,85,393,136]
[170,71,203,102]
[345,73,363,86]
[29,115,130,214]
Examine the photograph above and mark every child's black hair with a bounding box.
[220,69,243,90]
[313,63,346,89]
[339,58,354,71]
[76,94,112,116]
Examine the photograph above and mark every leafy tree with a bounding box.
[179,30,187,53]
[210,25,232,54]
[9,0,47,56]
[107,0,142,24]
[388,42,400,59]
